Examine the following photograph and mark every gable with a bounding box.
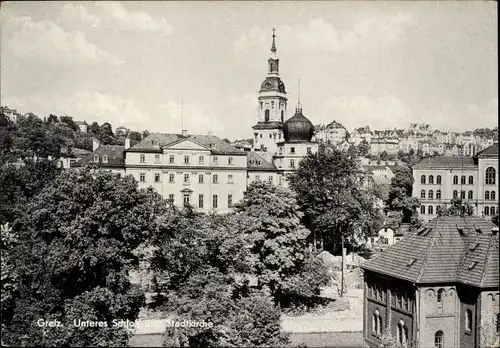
[166,139,211,151]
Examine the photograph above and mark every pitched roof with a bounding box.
[325,120,346,129]
[362,216,499,288]
[247,151,277,171]
[412,156,476,169]
[129,133,245,155]
[476,142,498,157]
[72,145,125,168]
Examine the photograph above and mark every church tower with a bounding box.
[252,28,288,154]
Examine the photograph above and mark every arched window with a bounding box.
[429,175,434,184]
[281,110,284,122]
[437,289,445,303]
[491,207,496,216]
[491,191,496,200]
[461,190,466,199]
[421,190,426,199]
[102,155,108,163]
[453,190,458,199]
[421,175,426,184]
[372,309,382,336]
[485,191,490,200]
[421,206,426,214]
[486,167,496,185]
[453,175,458,185]
[377,315,383,335]
[465,309,472,331]
[485,207,490,216]
[264,109,270,122]
[434,331,444,348]
[437,175,442,184]
[429,190,434,199]
[437,206,442,215]
[397,320,407,345]
[468,191,473,200]
[436,190,442,199]
[429,206,434,215]
[469,176,474,185]
[461,175,466,185]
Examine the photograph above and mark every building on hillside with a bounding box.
[420,140,444,156]
[443,143,462,157]
[247,150,279,185]
[362,165,395,186]
[412,143,499,222]
[314,120,348,145]
[351,126,373,145]
[72,145,126,176]
[409,123,433,136]
[232,140,253,151]
[362,216,499,348]
[399,137,420,153]
[75,121,88,133]
[0,106,21,123]
[370,137,401,156]
[115,126,129,137]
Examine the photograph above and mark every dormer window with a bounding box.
[102,155,108,163]
[94,155,99,162]
[153,140,159,147]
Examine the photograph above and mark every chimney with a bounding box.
[92,138,100,151]
[182,129,188,137]
[125,138,130,150]
[492,227,499,236]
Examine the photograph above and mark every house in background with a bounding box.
[74,121,88,133]
[362,216,499,348]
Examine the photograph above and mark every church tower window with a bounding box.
[281,110,284,122]
[265,109,270,122]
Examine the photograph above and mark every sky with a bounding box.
[1,1,498,140]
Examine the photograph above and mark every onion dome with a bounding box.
[283,106,314,143]
[260,77,286,93]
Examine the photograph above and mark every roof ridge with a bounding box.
[479,237,495,287]
[416,219,440,282]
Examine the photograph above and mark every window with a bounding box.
[269,134,272,139]
[255,175,260,182]
[278,147,283,155]
[421,206,426,214]
[168,194,174,203]
[436,190,442,199]
[465,309,472,331]
[491,206,496,216]
[307,147,312,154]
[260,134,262,138]
[228,156,233,165]
[213,174,218,184]
[437,205,442,215]
[397,293,402,308]
[155,154,160,162]
[228,194,233,207]
[199,155,204,164]
[421,175,426,184]
[461,175,466,185]
[102,155,108,163]
[469,176,474,185]
[140,154,146,163]
[397,320,408,345]
[278,175,282,186]
[154,173,161,183]
[94,155,99,162]
[213,156,218,164]
[429,175,434,184]
[290,147,295,154]
[485,207,490,216]
[183,194,190,205]
[268,176,273,183]
[213,194,218,209]
[429,190,434,199]
[199,174,204,184]
[153,140,159,147]
[421,190,426,199]
[140,173,146,182]
[486,167,496,185]
[184,174,189,183]
[427,205,433,214]
[453,175,458,185]
[437,175,442,184]
[453,190,458,199]
[461,190,466,199]
[184,155,189,164]
[437,289,445,304]
[491,191,496,200]
[468,191,473,200]
[372,310,382,336]
[434,331,443,348]
[228,174,233,183]
[485,191,490,200]
[290,159,295,168]
[281,110,284,122]
[271,101,275,109]
[169,174,175,183]
[264,109,270,122]
[260,102,263,109]
[198,194,204,208]
[169,155,175,164]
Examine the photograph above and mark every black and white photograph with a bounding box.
[0,1,498,347]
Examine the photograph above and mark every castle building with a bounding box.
[73,29,317,210]
[361,216,499,348]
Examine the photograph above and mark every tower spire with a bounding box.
[271,27,277,53]
[297,78,302,112]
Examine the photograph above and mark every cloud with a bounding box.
[2,92,149,128]
[60,3,100,27]
[324,95,413,131]
[95,2,173,36]
[3,16,123,66]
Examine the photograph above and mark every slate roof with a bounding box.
[476,142,499,157]
[252,121,284,130]
[129,133,245,155]
[412,156,477,169]
[362,216,499,288]
[72,145,125,168]
[247,151,277,171]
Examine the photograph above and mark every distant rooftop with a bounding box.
[412,156,476,169]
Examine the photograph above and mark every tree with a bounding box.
[128,131,142,146]
[0,112,13,160]
[59,115,78,132]
[88,122,100,136]
[439,198,474,216]
[385,165,421,228]
[98,122,116,145]
[233,181,329,306]
[2,168,167,347]
[380,151,389,161]
[142,130,150,139]
[491,214,499,227]
[1,223,18,339]
[288,145,384,252]
[47,114,58,124]
[357,140,370,157]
